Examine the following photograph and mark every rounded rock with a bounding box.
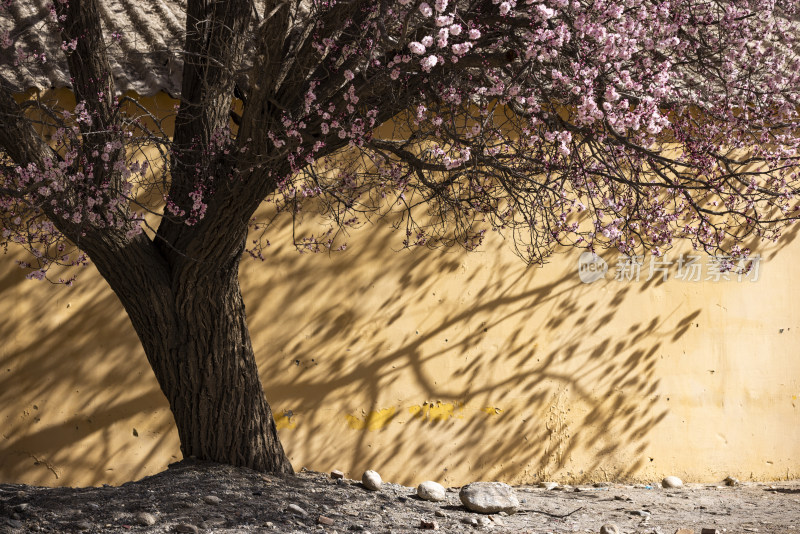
[662,476,684,489]
[417,481,446,502]
[540,481,559,490]
[362,470,382,491]
[203,495,221,505]
[600,524,619,534]
[459,482,519,514]
[135,512,157,526]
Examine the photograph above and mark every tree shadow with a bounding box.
[2,202,798,488]
[0,253,178,486]
[242,214,701,486]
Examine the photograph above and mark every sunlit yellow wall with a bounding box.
[1,90,798,487]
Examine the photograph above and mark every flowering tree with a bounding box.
[1,0,799,473]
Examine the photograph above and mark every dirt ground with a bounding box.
[1,460,798,533]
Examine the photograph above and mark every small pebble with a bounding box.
[417,481,446,502]
[362,470,382,491]
[331,469,345,480]
[288,503,308,516]
[75,521,92,531]
[175,524,199,534]
[86,502,100,511]
[662,476,684,489]
[540,482,559,490]
[135,512,157,526]
[13,503,29,513]
[420,519,439,530]
[318,515,335,526]
[724,476,740,487]
[6,519,22,528]
[600,524,619,534]
[203,495,221,505]
[434,510,447,518]
[674,529,695,534]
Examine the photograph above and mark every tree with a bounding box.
[1,0,799,474]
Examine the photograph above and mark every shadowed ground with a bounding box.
[1,461,799,533]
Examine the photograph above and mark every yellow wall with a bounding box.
[1,91,798,487]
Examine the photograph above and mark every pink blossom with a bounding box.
[420,55,438,72]
[409,41,426,55]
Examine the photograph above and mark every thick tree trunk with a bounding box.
[86,234,293,475]
[166,267,291,473]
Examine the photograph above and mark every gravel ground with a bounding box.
[1,460,799,533]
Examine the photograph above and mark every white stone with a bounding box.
[540,481,559,490]
[135,512,157,526]
[662,476,684,489]
[600,524,619,534]
[287,503,308,516]
[417,481,446,502]
[362,470,382,491]
[459,482,519,514]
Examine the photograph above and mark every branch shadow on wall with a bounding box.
[244,215,711,486]
[0,261,176,486]
[0,208,788,487]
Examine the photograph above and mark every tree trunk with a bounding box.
[86,234,293,475]
[167,267,292,473]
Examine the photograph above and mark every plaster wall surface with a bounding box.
[0,91,798,487]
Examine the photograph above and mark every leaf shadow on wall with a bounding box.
[0,208,789,487]
[244,215,707,486]
[0,259,176,486]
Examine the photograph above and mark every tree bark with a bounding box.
[86,232,294,474]
[164,251,292,473]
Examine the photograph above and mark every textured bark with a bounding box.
[0,88,54,171]
[165,256,292,473]
[83,231,293,474]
